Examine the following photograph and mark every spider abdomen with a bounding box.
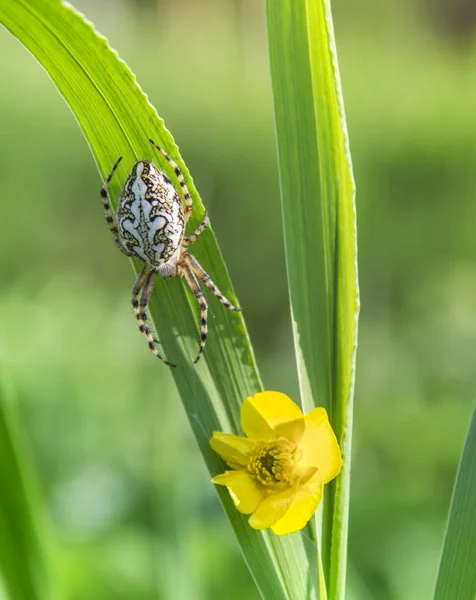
[117,160,185,266]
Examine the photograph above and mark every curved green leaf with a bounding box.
[434,408,476,600]
[0,380,58,600]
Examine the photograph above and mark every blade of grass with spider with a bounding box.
[0,1,320,597]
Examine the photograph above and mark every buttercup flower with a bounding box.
[210,391,342,535]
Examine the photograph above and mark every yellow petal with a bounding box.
[273,417,305,445]
[271,470,323,535]
[299,408,342,484]
[210,432,255,467]
[242,392,303,438]
[248,482,299,530]
[240,398,275,439]
[296,465,318,484]
[212,471,265,514]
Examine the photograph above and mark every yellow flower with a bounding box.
[210,391,342,536]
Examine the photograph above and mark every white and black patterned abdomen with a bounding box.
[117,161,185,266]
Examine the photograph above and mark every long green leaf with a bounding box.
[266,1,358,598]
[0,379,57,600]
[434,408,476,600]
[0,1,319,598]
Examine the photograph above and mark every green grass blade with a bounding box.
[0,1,319,598]
[434,408,476,600]
[266,1,358,598]
[0,381,57,600]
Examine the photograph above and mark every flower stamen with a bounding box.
[248,438,299,489]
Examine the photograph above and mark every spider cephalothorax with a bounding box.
[100,139,241,366]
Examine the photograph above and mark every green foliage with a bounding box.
[266,1,358,598]
[0,1,474,599]
[0,0,352,598]
[434,408,476,600]
[0,383,57,600]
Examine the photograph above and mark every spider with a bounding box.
[100,139,241,367]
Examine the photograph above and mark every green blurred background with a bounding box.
[1,0,475,598]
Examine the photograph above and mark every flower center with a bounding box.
[248,438,299,489]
